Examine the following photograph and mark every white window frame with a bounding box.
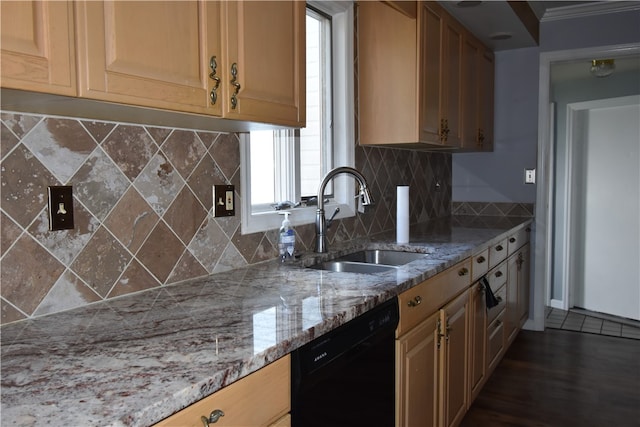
[240,1,356,234]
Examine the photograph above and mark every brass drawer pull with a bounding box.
[476,256,486,264]
[509,237,516,243]
[230,63,241,109]
[495,271,503,278]
[201,409,224,426]
[407,296,422,307]
[458,267,469,276]
[495,244,504,251]
[209,55,221,105]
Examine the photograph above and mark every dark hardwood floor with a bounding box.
[461,329,640,427]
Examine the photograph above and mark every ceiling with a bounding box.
[438,1,620,51]
[438,1,640,82]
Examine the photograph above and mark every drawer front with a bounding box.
[487,261,507,293]
[471,249,489,282]
[397,259,472,336]
[487,310,505,371]
[507,227,530,256]
[486,284,506,325]
[489,238,507,268]
[154,355,290,427]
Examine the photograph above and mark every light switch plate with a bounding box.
[213,185,235,217]
[48,186,74,230]
[524,168,536,184]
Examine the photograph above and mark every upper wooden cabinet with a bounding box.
[222,1,305,126]
[2,1,304,129]
[460,34,495,151]
[75,1,220,116]
[75,0,305,127]
[0,1,76,96]
[358,1,492,151]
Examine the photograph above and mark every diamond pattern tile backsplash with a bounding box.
[0,111,452,324]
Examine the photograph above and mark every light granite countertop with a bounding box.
[1,216,532,427]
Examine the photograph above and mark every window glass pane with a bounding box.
[249,130,275,205]
[300,9,332,197]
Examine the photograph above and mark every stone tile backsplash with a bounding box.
[0,112,452,324]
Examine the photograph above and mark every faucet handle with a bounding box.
[326,207,340,229]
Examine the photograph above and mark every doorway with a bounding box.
[533,43,640,331]
[566,96,640,321]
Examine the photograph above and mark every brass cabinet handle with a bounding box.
[230,62,241,109]
[458,267,469,276]
[407,295,422,307]
[497,296,503,303]
[495,244,504,251]
[440,118,450,142]
[477,128,485,146]
[209,56,221,105]
[495,270,503,278]
[476,255,486,264]
[201,409,224,426]
[509,237,516,243]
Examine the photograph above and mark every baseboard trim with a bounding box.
[549,299,565,309]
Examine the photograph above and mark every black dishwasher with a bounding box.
[291,297,399,427]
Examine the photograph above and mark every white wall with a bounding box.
[452,47,539,203]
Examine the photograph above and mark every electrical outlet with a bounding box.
[525,168,536,184]
[48,186,74,230]
[213,185,235,217]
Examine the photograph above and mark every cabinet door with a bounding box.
[468,283,486,405]
[358,1,418,146]
[506,253,519,344]
[418,2,443,144]
[518,244,531,326]
[223,0,305,126]
[460,35,481,150]
[477,49,495,151]
[76,1,220,115]
[1,1,76,95]
[396,311,440,427]
[440,17,463,148]
[441,291,469,427]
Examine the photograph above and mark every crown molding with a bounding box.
[541,1,640,22]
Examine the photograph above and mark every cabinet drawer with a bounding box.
[487,261,507,293]
[489,238,507,268]
[471,249,489,281]
[486,309,505,372]
[397,259,472,336]
[486,284,506,325]
[154,355,290,427]
[507,227,530,256]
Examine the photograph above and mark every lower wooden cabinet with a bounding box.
[396,225,531,427]
[467,283,486,405]
[153,355,290,427]
[396,260,471,427]
[396,311,440,427]
[440,291,469,427]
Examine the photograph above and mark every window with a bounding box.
[240,2,355,234]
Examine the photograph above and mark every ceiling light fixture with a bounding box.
[456,1,482,7]
[590,59,615,78]
[489,32,512,41]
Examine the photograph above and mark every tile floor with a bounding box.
[545,307,640,340]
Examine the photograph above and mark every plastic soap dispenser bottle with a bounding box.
[278,212,295,262]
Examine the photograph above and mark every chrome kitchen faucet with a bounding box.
[315,167,374,253]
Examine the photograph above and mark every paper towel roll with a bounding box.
[397,186,409,244]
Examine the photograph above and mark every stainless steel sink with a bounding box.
[308,250,428,274]
[333,250,428,266]
[308,261,397,274]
